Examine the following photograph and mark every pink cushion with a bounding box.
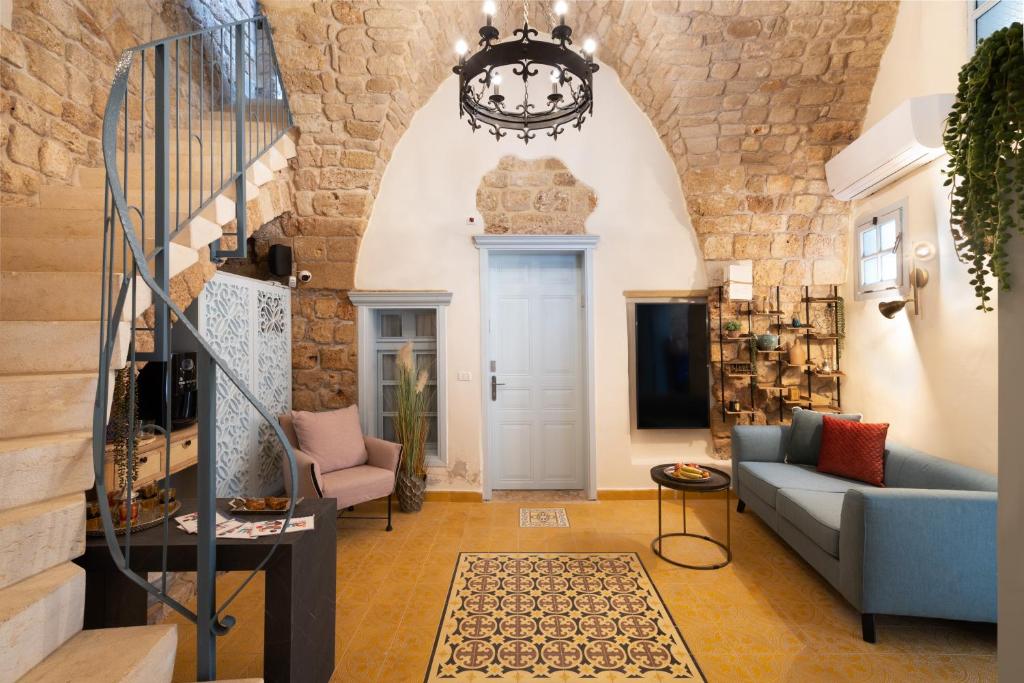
[290,406,367,473]
[320,465,396,509]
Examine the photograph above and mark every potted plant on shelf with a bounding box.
[106,367,140,525]
[724,320,742,338]
[394,342,431,512]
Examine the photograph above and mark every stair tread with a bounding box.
[0,431,92,453]
[20,624,177,683]
[0,561,82,622]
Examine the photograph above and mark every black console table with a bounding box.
[76,498,336,683]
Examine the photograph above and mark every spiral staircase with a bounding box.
[0,16,297,682]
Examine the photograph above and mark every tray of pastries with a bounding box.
[227,496,301,514]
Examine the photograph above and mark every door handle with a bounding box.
[491,375,506,401]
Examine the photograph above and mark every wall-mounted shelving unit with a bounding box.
[712,284,846,426]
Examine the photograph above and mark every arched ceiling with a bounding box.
[265,0,897,410]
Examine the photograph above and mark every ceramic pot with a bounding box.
[756,334,779,351]
[396,470,426,513]
[788,342,807,366]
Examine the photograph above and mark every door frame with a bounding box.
[474,234,599,501]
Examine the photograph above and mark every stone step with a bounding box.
[0,562,84,682]
[20,624,177,683]
[0,373,97,440]
[0,493,84,591]
[0,272,153,322]
[1,207,223,251]
[0,432,93,512]
[77,159,272,194]
[2,237,198,279]
[37,186,236,224]
[0,321,129,373]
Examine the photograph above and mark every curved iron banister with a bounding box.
[93,16,297,681]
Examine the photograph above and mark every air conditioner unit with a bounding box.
[825,94,954,201]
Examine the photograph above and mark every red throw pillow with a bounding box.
[816,415,888,486]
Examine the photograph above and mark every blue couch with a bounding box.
[731,425,997,642]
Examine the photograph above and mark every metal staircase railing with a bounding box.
[93,16,296,681]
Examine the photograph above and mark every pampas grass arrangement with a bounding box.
[395,342,431,478]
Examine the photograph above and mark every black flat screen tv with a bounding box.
[635,302,710,429]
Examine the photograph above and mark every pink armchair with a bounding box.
[278,412,402,531]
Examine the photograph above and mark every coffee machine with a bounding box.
[137,352,198,430]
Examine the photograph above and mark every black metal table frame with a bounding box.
[651,475,732,570]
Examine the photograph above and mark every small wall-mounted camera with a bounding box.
[298,270,313,284]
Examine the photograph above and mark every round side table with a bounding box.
[649,464,732,570]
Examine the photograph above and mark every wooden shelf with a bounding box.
[726,373,757,379]
[724,409,757,416]
[756,348,783,354]
[812,371,846,379]
[782,396,838,410]
[802,297,840,304]
[760,385,797,392]
[717,335,755,342]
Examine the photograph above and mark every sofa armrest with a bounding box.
[839,488,996,621]
[365,436,401,474]
[281,446,324,500]
[731,425,788,494]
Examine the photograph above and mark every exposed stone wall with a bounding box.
[267,1,897,427]
[1,0,256,206]
[477,156,597,234]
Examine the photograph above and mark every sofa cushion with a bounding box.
[816,416,888,487]
[290,405,368,473]
[321,464,395,509]
[777,489,844,558]
[786,407,862,465]
[738,461,869,509]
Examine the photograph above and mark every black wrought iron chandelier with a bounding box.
[453,0,599,143]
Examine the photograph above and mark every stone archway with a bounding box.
[263,1,898,412]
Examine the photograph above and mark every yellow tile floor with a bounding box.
[166,497,996,682]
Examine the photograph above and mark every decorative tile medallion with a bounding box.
[519,508,570,528]
[425,553,705,682]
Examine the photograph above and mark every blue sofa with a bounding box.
[731,425,997,642]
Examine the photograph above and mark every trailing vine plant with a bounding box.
[943,22,1024,312]
[107,367,140,496]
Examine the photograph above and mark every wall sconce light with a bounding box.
[912,241,937,261]
[879,267,929,318]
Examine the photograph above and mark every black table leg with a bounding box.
[657,484,662,555]
[80,564,149,629]
[264,537,336,682]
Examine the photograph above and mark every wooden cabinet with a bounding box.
[103,425,198,492]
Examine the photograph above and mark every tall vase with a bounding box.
[396,470,426,512]
[788,341,807,366]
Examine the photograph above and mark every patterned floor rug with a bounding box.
[425,553,705,682]
[519,508,570,528]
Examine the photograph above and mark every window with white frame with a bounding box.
[855,204,904,297]
[375,309,438,455]
[969,1,1023,51]
[350,292,451,467]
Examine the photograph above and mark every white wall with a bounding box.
[356,64,712,491]
[841,0,998,472]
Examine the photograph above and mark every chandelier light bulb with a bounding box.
[549,69,560,83]
[455,39,468,56]
[554,1,568,17]
[491,73,503,86]
[482,0,496,16]
[583,37,597,54]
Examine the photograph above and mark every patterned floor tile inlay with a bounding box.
[425,552,705,682]
[519,508,570,528]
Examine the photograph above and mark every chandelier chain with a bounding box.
[522,0,529,26]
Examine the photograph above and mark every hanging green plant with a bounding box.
[107,367,141,495]
[943,22,1024,312]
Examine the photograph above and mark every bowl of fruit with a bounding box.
[665,463,712,481]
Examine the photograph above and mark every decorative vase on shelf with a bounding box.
[756,334,780,351]
[788,341,807,366]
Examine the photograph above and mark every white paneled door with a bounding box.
[488,252,584,489]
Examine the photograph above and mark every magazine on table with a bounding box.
[174,511,314,539]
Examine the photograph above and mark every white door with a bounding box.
[487,252,584,489]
